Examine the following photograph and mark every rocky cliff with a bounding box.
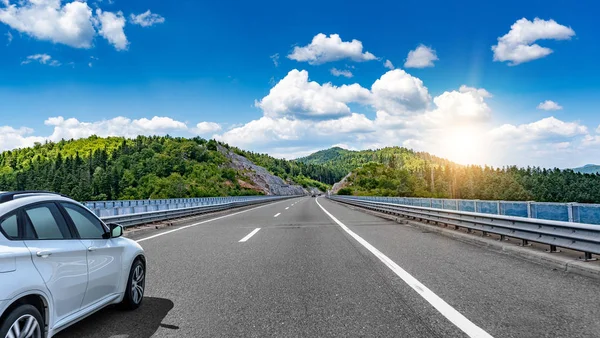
[219,146,307,196]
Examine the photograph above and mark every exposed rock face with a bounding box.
[331,172,352,194]
[220,146,306,196]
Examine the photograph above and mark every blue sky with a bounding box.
[1,0,599,168]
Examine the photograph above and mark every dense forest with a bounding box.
[0,136,333,201]
[2,138,599,203]
[302,147,600,203]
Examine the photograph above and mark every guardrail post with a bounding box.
[579,252,597,262]
[546,245,561,253]
[527,202,532,218]
[567,203,574,223]
[497,201,501,215]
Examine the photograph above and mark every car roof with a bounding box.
[0,194,78,219]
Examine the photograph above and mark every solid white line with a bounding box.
[274,213,281,217]
[314,198,493,338]
[239,228,261,242]
[135,199,288,243]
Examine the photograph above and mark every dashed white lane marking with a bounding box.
[274,213,281,217]
[135,199,290,243]
[239,228,261,242]
[285,207,289,210]
[315,198,493,338]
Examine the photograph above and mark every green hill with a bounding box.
[573,164,600,174]
[300,147,600,203]
[0,136,333,201]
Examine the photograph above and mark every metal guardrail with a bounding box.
[344,196,600,225]
[330,195,600,261]
[86,196,280,218]
[100,195,297,228]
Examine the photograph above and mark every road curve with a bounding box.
[57,197,600,338]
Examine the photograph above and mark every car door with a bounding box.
[22,202,89,322]
[59,202,124,308]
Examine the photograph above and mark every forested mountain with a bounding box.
[0,136,333,201]
[301,147,600,203]
[573,164,600,174]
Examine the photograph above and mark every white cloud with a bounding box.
[0,0,96,48]
[129,10,164,27]
[370,69,431,113]
[492,18,575,65]
[196,122,222,134]
[21,53,61,66]
[255,69,370,120]
[597,125,600,134]
[94,9,128,50]
[5,30,11,44]
[270,53,279,67]
[489,117,587,143]
[218,68,497,165]
[287,33,377,65]
[404,44,438,68]
[44,116,187,141]
[537,100,563,111]
[384,59,394,70]
[0,126,45,151]
[330,67,353,78]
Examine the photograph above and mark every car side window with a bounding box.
[24,203,72,240]
[0,214,18,239]
[61,203,106,239]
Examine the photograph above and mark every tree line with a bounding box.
[0,136,333,201]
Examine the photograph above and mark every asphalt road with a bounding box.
[57,197,600,338]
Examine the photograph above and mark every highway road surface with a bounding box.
[57,197,600,338]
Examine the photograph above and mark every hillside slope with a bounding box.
[0,136,328,201]
[573,164,600,174]
[302,147,600,203]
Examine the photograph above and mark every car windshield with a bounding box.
[1,1,599,337]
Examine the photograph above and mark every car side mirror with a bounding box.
[108,223,124,238]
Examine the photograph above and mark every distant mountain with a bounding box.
[298,147,600,203]
[572,164,600,174]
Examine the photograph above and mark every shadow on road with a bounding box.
[55,297,177,338]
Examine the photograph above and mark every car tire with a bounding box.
[121,259,145,310]
[0,304,44,338]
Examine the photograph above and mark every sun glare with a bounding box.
[440,127,486,165]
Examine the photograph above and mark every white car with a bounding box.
[0,191,146,338]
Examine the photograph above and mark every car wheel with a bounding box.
[0,304,43,338]
[121,259,145,310]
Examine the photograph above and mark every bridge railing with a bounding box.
[85,196,275,218]
[333,196,600,225]
[98,195,298,228]
[329,195,600,260]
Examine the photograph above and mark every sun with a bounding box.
[440,127,486,165]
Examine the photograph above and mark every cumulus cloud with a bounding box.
[21,53,60,66]
[217,68,498,165]
[129,10,164,27]
[489,117,587,143]
[287,33,377,65]
[330,68,353,78]
[0,0,96,48]
[537,100,563,111]
[94,9,128,50]
[196,122,222,134]
[492,18,575,65]
[255,69,370,120]
[404,44,438,68]
[43,116,187,141]
[0,126,45,151]
[370,69,431,113]
[384,59,394,70]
